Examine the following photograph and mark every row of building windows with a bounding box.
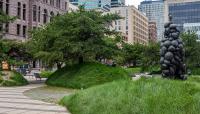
[16,24,27,37]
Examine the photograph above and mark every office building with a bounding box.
[110,6,149,45]
[139,0,164,41]
[0,0,69,41]
[111,0,125,7]
[149,21,157,42]
[69,0,111,11]
[164,0,200,31]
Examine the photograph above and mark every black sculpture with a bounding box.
[160,14,187,80]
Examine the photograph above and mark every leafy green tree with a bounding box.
[28,7,122,69]
[0,11,15,38]
[181,32,200,68]
[141,42,160,71]
[122,43,144,67]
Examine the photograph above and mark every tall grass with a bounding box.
[60,77,200,114]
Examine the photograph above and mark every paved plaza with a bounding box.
[0,84,70,114]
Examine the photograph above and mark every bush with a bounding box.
[0,71,28,87]
[46,62,130,89]
[0,75,3,83]
[60,77,200,114]
[190,68,200,75]
[40,71,53,78]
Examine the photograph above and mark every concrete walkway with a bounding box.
[0,84,70,114]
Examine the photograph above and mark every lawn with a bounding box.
[60,76,200,114]
[46,62,130,89]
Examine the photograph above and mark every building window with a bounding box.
[17,24,21,36]
[33,5,37,21]
[43,0,48,3]
[43,9,48,24]
[23,25,26,37]
[23,4,26,20]
[5,23,9,33]
[17,2,21,18]
[50,11,54,22]
[6,0,9,14]
[56,0,60,8]
[65,2,67,10]
[50,0,54,6]
[38,6,41,22]
[0,0,3,11]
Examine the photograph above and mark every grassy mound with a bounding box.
[60,77,200,114]
[46,63,130,89]
[0,71,28,86]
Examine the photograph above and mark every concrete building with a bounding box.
[164,0,200,31]
[69,2,78,12]
[69,0,111,12]
[0,0,69,41]
[111,0,125,7]
[110,6,149,45]
[183,23,200,40]
[139,0,164,41]
[148,21,157,42]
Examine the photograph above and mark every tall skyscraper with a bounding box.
[69,0,111,11]
[164,0,200,31]
[139,0,164,41]
[111,0,125,7]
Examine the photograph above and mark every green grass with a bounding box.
[40,71,54,78]
[60,77,200,114]
[125,67,141,74]
[0,71,28,86]
[46,62,130,89]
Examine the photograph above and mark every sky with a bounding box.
[126,0,143,7]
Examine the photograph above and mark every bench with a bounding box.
[34,73,42,81]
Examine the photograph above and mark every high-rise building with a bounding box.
[111,0,125,7]
[0,0,69,41]
[164,0,200,31]
[149,22,157,42]
[139,0,164,41]
[110,6,149,45]
[69,0,111,11]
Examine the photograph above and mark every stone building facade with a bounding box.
[110,6,149,45]
[0,0,69,41]
[148,21,157,42]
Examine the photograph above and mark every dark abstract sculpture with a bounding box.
[160,14,187,80]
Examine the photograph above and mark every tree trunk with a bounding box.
[79,56,84,64]
[57,63,62,69]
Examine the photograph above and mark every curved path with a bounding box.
[0,84,70,114]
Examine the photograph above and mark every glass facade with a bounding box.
[139,0,164,41]
[111,0,125,7]
[169,1,200,31]
[69,0,111,11]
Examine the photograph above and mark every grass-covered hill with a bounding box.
[0,71,28,86]
[60,77,200,114]
[46,63,130,89]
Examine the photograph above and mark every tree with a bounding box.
[141,42,160,71]
[28,7,122,69]
[0,11,15,38]
[181,32,200,68]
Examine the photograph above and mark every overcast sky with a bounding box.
[126,0,143,7]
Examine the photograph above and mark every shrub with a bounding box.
[40,71,54,78]
[46,62,130,89]
[1,80,18,86]
[60,77,200,114]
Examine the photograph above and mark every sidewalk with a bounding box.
[0,84,70,114]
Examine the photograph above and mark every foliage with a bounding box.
[46,62,130,89]
[40,70,54,78]
[0,11,16,38]
[0,39,31,70]
[60,77,200,114]
[0,71,28,86]
[181,32,200,68]
[28,7,122,68]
